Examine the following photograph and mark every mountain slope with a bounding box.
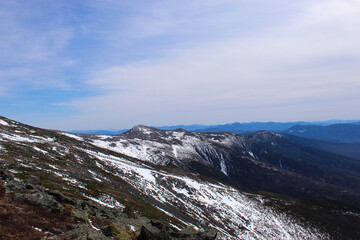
[85,126,360,208]
[284,124,360,143]
[248,131,360,174]
[0,116,332,239]
[279,133,360,160]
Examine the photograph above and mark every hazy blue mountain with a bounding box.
[248,131,360,173]
[195,122,299,133]
[70,120,359,135]
[70,129,129,135]
[156,124,211,131]
[280,134,360,160]
[196,120,360,133]
[284,124,360,143]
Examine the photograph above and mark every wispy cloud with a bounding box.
[0,1,73,62]
[54,0,360,129]
[1,0,359,130]
[0,0,75,97]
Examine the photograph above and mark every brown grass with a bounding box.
[0,189,75,240]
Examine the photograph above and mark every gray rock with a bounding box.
[12,192,65,213]
[137,221,217,240]
[122,205,137,219]
[40,236,61,240]
[7,179,26,190]
[137,225,171,240]
[0,170,14,180]
[71,209,89,223]
[0,180,5,197]
[25,175,40,185]
[181,229,217,240]
[60,225,107,240]
[45,189,77,205]
[100,225,115,237]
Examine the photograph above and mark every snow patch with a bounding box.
[84,194,124,208]
[128,225,136,231]
[88,169,103,182]
[33,146,48,154]
[62,132,84,141]
[0,120,9,126]
[32,226,43,232]
[48,164,59,170]
[89,218,100,231]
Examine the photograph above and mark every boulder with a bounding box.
[0,170,14,180]
[71,209,89,223]
[40,236,61,240]
[45,189,77,205]
[6,179,25,190]
[137,225,171,240]
[60,225,107,240]
[12,192,65,213]
[137,221,217,240]
[122,205,137,219]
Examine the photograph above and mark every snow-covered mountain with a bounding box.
[1,116,360,239]
[86,125,360,208]
[87,125,254,175]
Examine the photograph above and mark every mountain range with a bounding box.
[1,116,360,239]
[284,124,360,143]
[86,125,360,207]
[279,134,360,160]
[70,120,360,135]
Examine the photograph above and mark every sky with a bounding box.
[0,0,360,130]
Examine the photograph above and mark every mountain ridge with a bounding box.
[70,120,360,135]
[86,124,360,208]
[284,124,360,143]
[1,115,335,239]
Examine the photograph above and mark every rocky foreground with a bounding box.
[0,170,216,240]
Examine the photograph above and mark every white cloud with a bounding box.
[0,1,73,63]
[54,0,360,129]
[1,0,359,130]
[0,1,75,96]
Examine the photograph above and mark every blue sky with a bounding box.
[1,0,360,130]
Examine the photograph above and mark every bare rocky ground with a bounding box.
[0,170,216,240]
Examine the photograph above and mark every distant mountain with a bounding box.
[196,120,360,133]
[70,129,129,135]
[284,124,360,143]
[248,131,360,173]
[86,125,360,208]
[280,134,360,160]
[70,120,360,135]
[195,122,299,133]
[156,124,211,131]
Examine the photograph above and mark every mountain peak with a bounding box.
[131,124,154,131]
[173,128,187,132]
[248,130,283,142]
[123,125,160,138]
